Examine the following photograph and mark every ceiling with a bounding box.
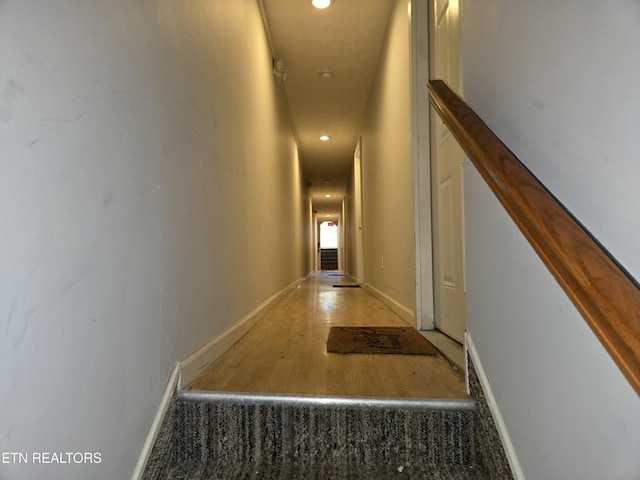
[259,0,396,222]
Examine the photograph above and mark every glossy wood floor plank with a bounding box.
[186,272,468,398]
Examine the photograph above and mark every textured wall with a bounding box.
[0,0,308,478]
[461,0,640,478]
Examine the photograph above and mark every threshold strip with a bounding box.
[177,390,476,411]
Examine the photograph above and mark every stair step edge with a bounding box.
[177,390,476,411]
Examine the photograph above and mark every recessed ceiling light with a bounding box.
[320,70,334,79]
[320,135,330,141]
[325,194,331,198]
[326,214,331,217]
[312,0,332,9]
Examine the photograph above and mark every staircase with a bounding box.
[320,248,339,270]
[142,383,513,479]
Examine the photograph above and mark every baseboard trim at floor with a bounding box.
[180,277,305,388]
[178,390,477,411]
[134,278,306,478]
[364,283,416,326]
[131,362,180,480]
[466,334,525,480]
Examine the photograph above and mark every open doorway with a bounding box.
[319,221,339,270]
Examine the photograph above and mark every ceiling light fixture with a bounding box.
[319,70,334,79]
[312,0,332,9]
[325,194,331,198]
[320,135,330,141]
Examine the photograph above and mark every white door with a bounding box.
[430,0,466,342]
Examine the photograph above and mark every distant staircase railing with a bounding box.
[428,79,640,396]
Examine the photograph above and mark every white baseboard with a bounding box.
[132,278,304,479]
[179,277,304,388]
[131,362,180,480]
[466,334,526,480]
[364,283,416,326]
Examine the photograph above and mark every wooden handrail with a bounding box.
[428,79,640,396]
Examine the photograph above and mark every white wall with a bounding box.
[461,1,640,478]
[0,1,308,478]
[360,0,416,314]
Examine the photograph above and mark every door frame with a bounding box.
[410,0,435,330]
[353,137,366,285]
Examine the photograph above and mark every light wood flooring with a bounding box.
[186,272,467,399]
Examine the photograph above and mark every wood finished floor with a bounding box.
[186,272,468,399]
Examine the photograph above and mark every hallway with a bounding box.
[186,272,467,399]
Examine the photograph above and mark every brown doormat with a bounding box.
[327,326,438,355]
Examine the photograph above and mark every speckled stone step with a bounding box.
[143,393,490,480]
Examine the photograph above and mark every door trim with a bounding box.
[411,0,435,330]
[354,137,366,285]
